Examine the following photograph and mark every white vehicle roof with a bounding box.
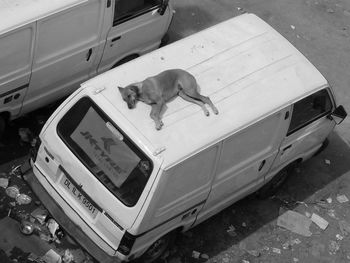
[0,0,87,34]
[82,13,328,169]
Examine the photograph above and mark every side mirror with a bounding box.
[330,105,347,125]
[158,0,169,15]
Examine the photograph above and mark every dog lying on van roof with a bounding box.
[118,69,219,130]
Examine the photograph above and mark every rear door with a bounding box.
[269,88,335,177]
[0,24,35,117]
[22,0,105,114]
[97,0,172,72]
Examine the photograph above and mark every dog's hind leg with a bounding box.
[179,91,210,116]
[150,103,165,130]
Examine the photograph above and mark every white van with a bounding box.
[24,13,347,263]
[0,0,174,134]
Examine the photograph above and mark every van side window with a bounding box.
[287,89,333,135]
[113,0,161,25]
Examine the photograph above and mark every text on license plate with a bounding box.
[61,176,99,219]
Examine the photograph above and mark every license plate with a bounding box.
[61,176,99,219]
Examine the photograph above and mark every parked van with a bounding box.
[0,0,174,134]
[25,13,347,263]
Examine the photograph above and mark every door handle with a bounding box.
[111,36,121,42]
[283,145,292,151]
[258,160,266,171]
[86,48,92,61]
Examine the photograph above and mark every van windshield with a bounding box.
[57,97,153,206]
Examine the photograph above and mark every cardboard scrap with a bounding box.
[41,249,62,263]
[336,194,349,203]
[0,177,9,188]
[277,210,312,237]
[311,213,329,230]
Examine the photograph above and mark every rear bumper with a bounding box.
[23,168,122,263]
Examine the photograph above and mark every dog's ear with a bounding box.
[129,85,140,98]
[118,86,125,95]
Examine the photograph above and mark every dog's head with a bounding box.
[118,85,139,109]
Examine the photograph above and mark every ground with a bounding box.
[1,0,350,262]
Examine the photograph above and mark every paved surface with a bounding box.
[1,0,350,262]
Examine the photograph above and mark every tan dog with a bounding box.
[118,69,219,130]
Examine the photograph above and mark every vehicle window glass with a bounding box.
[287,89,332,135]
[57,97,153,207]
[114,0,161,25]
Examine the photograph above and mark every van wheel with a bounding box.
[141,232,176,263]
[257,168,290,199]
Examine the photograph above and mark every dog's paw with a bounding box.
[155,121,164,130]
[213,108,219,115]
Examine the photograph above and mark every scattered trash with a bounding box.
[20,220,35,235]
[305,211,312,218]
[242,222,247,227]
[327,209,337,219]
[31,207,49,225]
[0,177,9,188]
[329,240,340,255]
[192,251,200,259]
[41,249,62,263]
[336,234,344,241]
[325,159,331,165]
[293,258,299,262]
[272,247,281,254]
[326,197,332,204]
[336,194,349,203]
[311,213,329,230]
[6,185,20,198]
[277,210,312,236]
[47,219,60,238]
[316,200,331,209]
[62,249,74,263]
[19,128,34,143]
[242,260,250,263]
[282,238,302,250]
[16,193,32,205]
[339,220,350,236]
[291,25,296,30]
[227,225,237,237]
[326,8,335,13]
[200,254,209,260]
[10,165,24,177]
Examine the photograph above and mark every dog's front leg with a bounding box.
[150,103,164,130]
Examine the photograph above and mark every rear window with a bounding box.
[57,97,153,206]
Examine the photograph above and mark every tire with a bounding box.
[257,168,290,199]
[140,231,176,263]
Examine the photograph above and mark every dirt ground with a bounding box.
[1,0,350,262]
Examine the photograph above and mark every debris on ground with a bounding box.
[227,225,237,237]
[324,159,331,165]
[62,249,74,263]
[282,238,301,250]
[31,207,49,225]
[338,220,350,236]
[5,185,20,198]
[272,247,281,254]
[239,241,260,257]
[329,240,340,255]
[18,128,34,143]
[0,177,9,188]
[41,249,62,263]
[277,210,312,236]
[16,193,32,205]
[336,194,349,203]
[311,213,329,230]
[192,250,201,259]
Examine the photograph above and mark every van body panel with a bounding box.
[0,0,87,35]
[0,24,35,116]
[21,0,105,115]
[97,0,172,73]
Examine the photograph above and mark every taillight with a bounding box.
[117,231,136,255]
[30,136,41,162]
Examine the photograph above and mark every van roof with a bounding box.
[0,0,87,34]
[82,13,328,169]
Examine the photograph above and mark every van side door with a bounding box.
[21,0,105,115]
[0,24,35,118]
[97,0,172,73]
[268,88,335,177]
[197,109,290,224]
